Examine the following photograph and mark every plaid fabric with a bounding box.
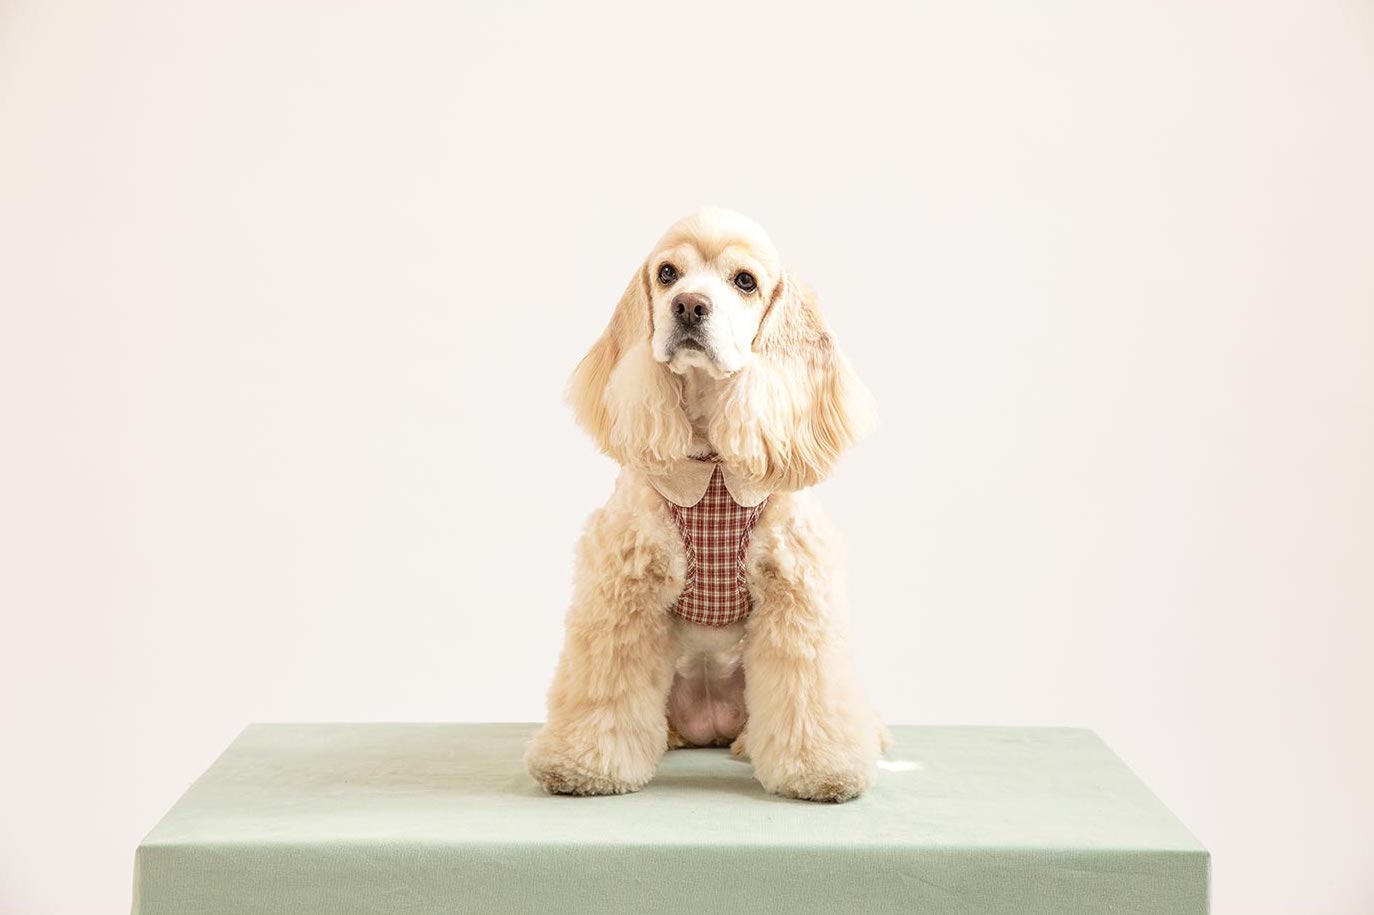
[666,460,768,627]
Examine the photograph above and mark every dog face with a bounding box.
[568,207,872,489]
[646,209,782,378]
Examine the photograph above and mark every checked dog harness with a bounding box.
[646,456,771,627]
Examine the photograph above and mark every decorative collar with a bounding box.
[646,455,771,508]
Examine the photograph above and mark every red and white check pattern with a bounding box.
[666,460,768,627]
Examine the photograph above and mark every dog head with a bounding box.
[647,208,780,378]
[567,207,873,490]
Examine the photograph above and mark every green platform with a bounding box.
[133,723,1208,915]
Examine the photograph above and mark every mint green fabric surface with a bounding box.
[133,723,1208,915]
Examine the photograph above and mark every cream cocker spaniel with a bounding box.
[525,207,887,802]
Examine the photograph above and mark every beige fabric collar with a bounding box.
[646,457,771,508]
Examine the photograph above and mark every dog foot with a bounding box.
[524,732,654,797]
[773,765,873,803]
[666,723,691,750]
[529,760,638,797]
[729,730,749,760]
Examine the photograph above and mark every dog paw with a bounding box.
[729,729,749,760]
[529,760,638,797]
[666,723,691,751]
[773,766,872,803]
[524,732,652,797]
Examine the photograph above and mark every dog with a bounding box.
[525,207,887,803]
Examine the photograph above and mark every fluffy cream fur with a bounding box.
[526,208,887,803]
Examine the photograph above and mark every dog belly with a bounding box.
[666,619,747,747]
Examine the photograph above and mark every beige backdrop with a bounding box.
[2,2,1372,913]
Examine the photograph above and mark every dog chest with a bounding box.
[649,459,768,627]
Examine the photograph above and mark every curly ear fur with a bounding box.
[709,272,874,490]
[566,264,693,472]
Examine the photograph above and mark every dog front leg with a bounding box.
[525,506,679,796]
[742,503,882,803]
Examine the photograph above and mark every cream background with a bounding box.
[2,2,1372,913]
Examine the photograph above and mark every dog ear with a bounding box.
[566,260,693,472]
[709,271,874,490]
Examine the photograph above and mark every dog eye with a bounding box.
[657,263,679,285]
[734,271,757,293]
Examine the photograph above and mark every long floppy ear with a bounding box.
[566,262,692,472]
[709,271,874,490]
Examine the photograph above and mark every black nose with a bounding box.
[671,292,712,326]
